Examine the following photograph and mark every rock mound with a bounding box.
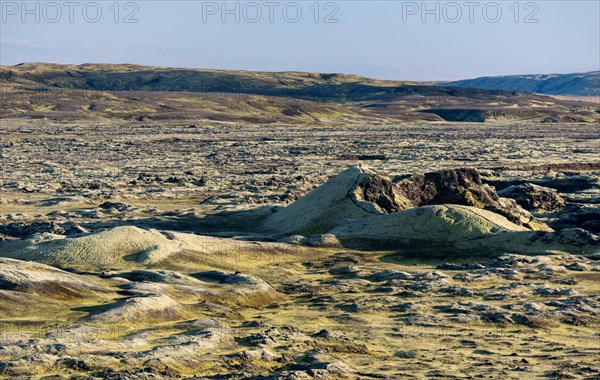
[0,226,181,268]
[262,166,380,234]
[194,270,284,307]
[0,258,108,299]
[108,269,205,286]
[0,225,304,270]
[88,294,188,323]
[330,204,527,241]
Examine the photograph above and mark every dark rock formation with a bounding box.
[359,168,542,228]
[498,183,565,212]
[98,201,134,212]
[0,221,65,239]
[551,205,600,234]
[394,168,498,208]
[358,175,403,212]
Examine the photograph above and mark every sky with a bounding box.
[1,0,599,80]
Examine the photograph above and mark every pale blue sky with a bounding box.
[1,0,598,80]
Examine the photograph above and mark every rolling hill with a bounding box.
[1,63,598,123]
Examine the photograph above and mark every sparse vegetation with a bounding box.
[0,63,599,379]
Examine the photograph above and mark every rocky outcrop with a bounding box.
[394,168,495,208]
[551,205,600,234]
[264,166,544,234]
[357,174,404,212]
[0,221,65,239]
[259,166,600,253]
[391,168,543,229]
[354,168,545,228]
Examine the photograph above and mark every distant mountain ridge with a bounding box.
[3,63,598,97]
[446,71,600,96]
